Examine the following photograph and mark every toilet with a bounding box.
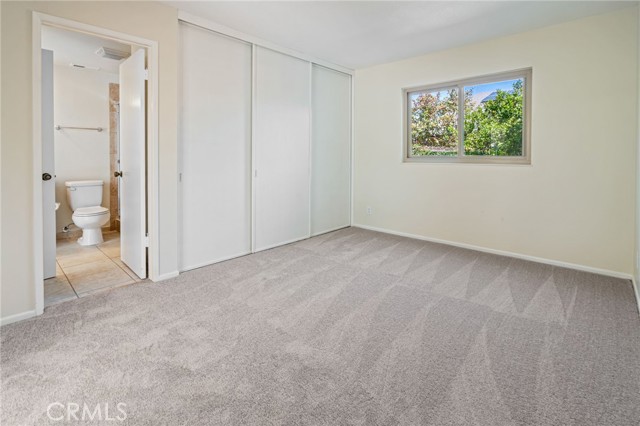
[65,180,110,246]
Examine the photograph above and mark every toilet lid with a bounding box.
[73,206,109,217]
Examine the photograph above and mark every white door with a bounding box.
[42,49,56,279]
[179,23,252,271]
[254,47,311,251]
[119,49,147,279]
[311,65,352,235]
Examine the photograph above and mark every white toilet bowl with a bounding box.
[66,180,110,246]
[72,206,110,246]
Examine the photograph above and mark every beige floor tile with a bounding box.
[44,274,77,307]
[56,236,86,249]
[97,239,120,258]
[53,231,135,300]
[56,239,93,255]
[77,279,140,298]
[65,258,135,295]
[112,258,145,281]
[57,247,109,268]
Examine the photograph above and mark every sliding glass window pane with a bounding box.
[463,78,524,156]
[409,88,458,156]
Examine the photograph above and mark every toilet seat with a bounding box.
[73,206,109,217]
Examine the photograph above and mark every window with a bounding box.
[403,69,531,164]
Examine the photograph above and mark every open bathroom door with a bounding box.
[42,49,56,279]
[119,49,147,279]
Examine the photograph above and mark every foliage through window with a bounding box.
[405,69,531,163]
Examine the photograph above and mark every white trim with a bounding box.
[176,23,185,272]
[32,13,161,308]
[250,44,258,253]
[254,236,310,253]
[633,278,640,315]
[154,271,180,282]
[1,310,37,327]
[350,73,355,227]
[35,13,160,49]
[32,13,45,316]
[180,251,252,273]
[178,11,353,76]
[308,61,313,240]
[311,225,350,238]
[354,224,634,281]
[145,39,161,283]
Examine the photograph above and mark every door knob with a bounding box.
[114,171,123,178]
[42,173,52,181]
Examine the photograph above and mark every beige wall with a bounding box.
[1,1,179,320]
[353,8,638,275]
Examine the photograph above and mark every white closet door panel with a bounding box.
[180,23,252,271]
[311,65,351,235]
[254,48,310,251]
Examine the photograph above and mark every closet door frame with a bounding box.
[178,12,354,261]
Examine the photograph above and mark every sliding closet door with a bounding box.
[180,23,252,271]
[311,65,352,235]
[254,48,311,251]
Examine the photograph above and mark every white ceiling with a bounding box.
[42,26,131,74]
[167,1,635,69]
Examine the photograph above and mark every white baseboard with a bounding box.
[1,310,37,327]
[254,236,310,253]
[311,224,351,238]
[180,251,252,273]
[632,277,640,315]
[180,227,351,272]
[152,271,179,282]
[354,224,633,281]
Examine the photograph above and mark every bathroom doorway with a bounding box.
[33,14,159,312]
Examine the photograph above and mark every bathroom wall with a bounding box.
[54,64,117,233]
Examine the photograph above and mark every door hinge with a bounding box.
[144,233,149,247]
[144,69,149,80]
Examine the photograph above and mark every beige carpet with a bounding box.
[2,227,639,425]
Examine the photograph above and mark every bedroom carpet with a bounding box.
[2,227,639,425]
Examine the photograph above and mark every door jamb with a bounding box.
[32,12,160,315]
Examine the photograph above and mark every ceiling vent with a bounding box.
[96,47,130,61]
[70,63,100,71]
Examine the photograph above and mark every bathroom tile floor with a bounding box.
[44,231,144,307]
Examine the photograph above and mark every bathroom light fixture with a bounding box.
[96,46,130,61]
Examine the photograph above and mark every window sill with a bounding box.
[403,156,531,165]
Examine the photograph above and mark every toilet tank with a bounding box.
[65,180,104,210]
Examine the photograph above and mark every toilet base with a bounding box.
[77,228,104,246]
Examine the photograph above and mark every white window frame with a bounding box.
[402,68,532,164]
